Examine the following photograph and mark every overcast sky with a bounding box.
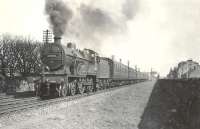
[0,0,200,76]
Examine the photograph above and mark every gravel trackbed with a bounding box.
[0,81,155,129]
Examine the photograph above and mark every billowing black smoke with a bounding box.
[45,0,73,37]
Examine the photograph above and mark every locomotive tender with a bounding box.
[36,34,149,98]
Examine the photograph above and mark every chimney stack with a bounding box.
[54,37,61,44]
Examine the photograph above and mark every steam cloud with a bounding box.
[80,4,118,34]
[44,0,138,51]
[77,0,138,35]
[45,0,73,37]
[122,0,138,20]
[68,0,138,50]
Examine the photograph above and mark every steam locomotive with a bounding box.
[35,34,149,98]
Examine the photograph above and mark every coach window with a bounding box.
[117,64,119,71]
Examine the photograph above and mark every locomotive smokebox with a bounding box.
[54,36,61,44]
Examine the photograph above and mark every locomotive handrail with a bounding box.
[41,73,86,78]
[65,54,93,63]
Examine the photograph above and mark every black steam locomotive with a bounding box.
[35,34,149,98]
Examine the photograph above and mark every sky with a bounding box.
[0,0,200,76]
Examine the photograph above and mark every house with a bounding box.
[177,59,199,79]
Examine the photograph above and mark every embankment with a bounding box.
[139,79,200,129]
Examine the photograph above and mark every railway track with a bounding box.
[0,97,38,106]
[0,95,14,100]
[0,96,37,102]
[0,82,144,116]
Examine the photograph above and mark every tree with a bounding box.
[0,34,42,78]
[167,67,178,79]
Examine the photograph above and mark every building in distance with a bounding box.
[167,59,200,79]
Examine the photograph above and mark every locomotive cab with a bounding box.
[83,49,99,63]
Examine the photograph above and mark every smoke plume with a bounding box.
[80,4,119,34]
[45,0,72,37]
[122,0,138,20]
[44,0,139,51]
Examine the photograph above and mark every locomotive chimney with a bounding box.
[54,37,61,44]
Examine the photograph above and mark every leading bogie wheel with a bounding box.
[70,82,76,96]
[61,84,68,97]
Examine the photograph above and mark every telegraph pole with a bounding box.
[135,65,137,80]
[43,29,52,44]
[120,58,122,72]
[128,60,130,79]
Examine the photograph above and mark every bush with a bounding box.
[138,79,200,129]
[0,34,42,77]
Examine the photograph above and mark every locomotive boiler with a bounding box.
[36,31,149,98]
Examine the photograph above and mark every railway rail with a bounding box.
[0,82,143,116]
[0,97,38,106]
[0,95,14,100]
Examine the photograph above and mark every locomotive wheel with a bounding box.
[88,85,93,92]
[107,81,110,88]
[61,84,68,97]
[96,83,100,91]
[35,84,40,97]
[99,81,103,90]
[102,81,106,89]
[0,75,5,93]
[104,81,108,89]
[70,82,76,96]
[78,82,85,94]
